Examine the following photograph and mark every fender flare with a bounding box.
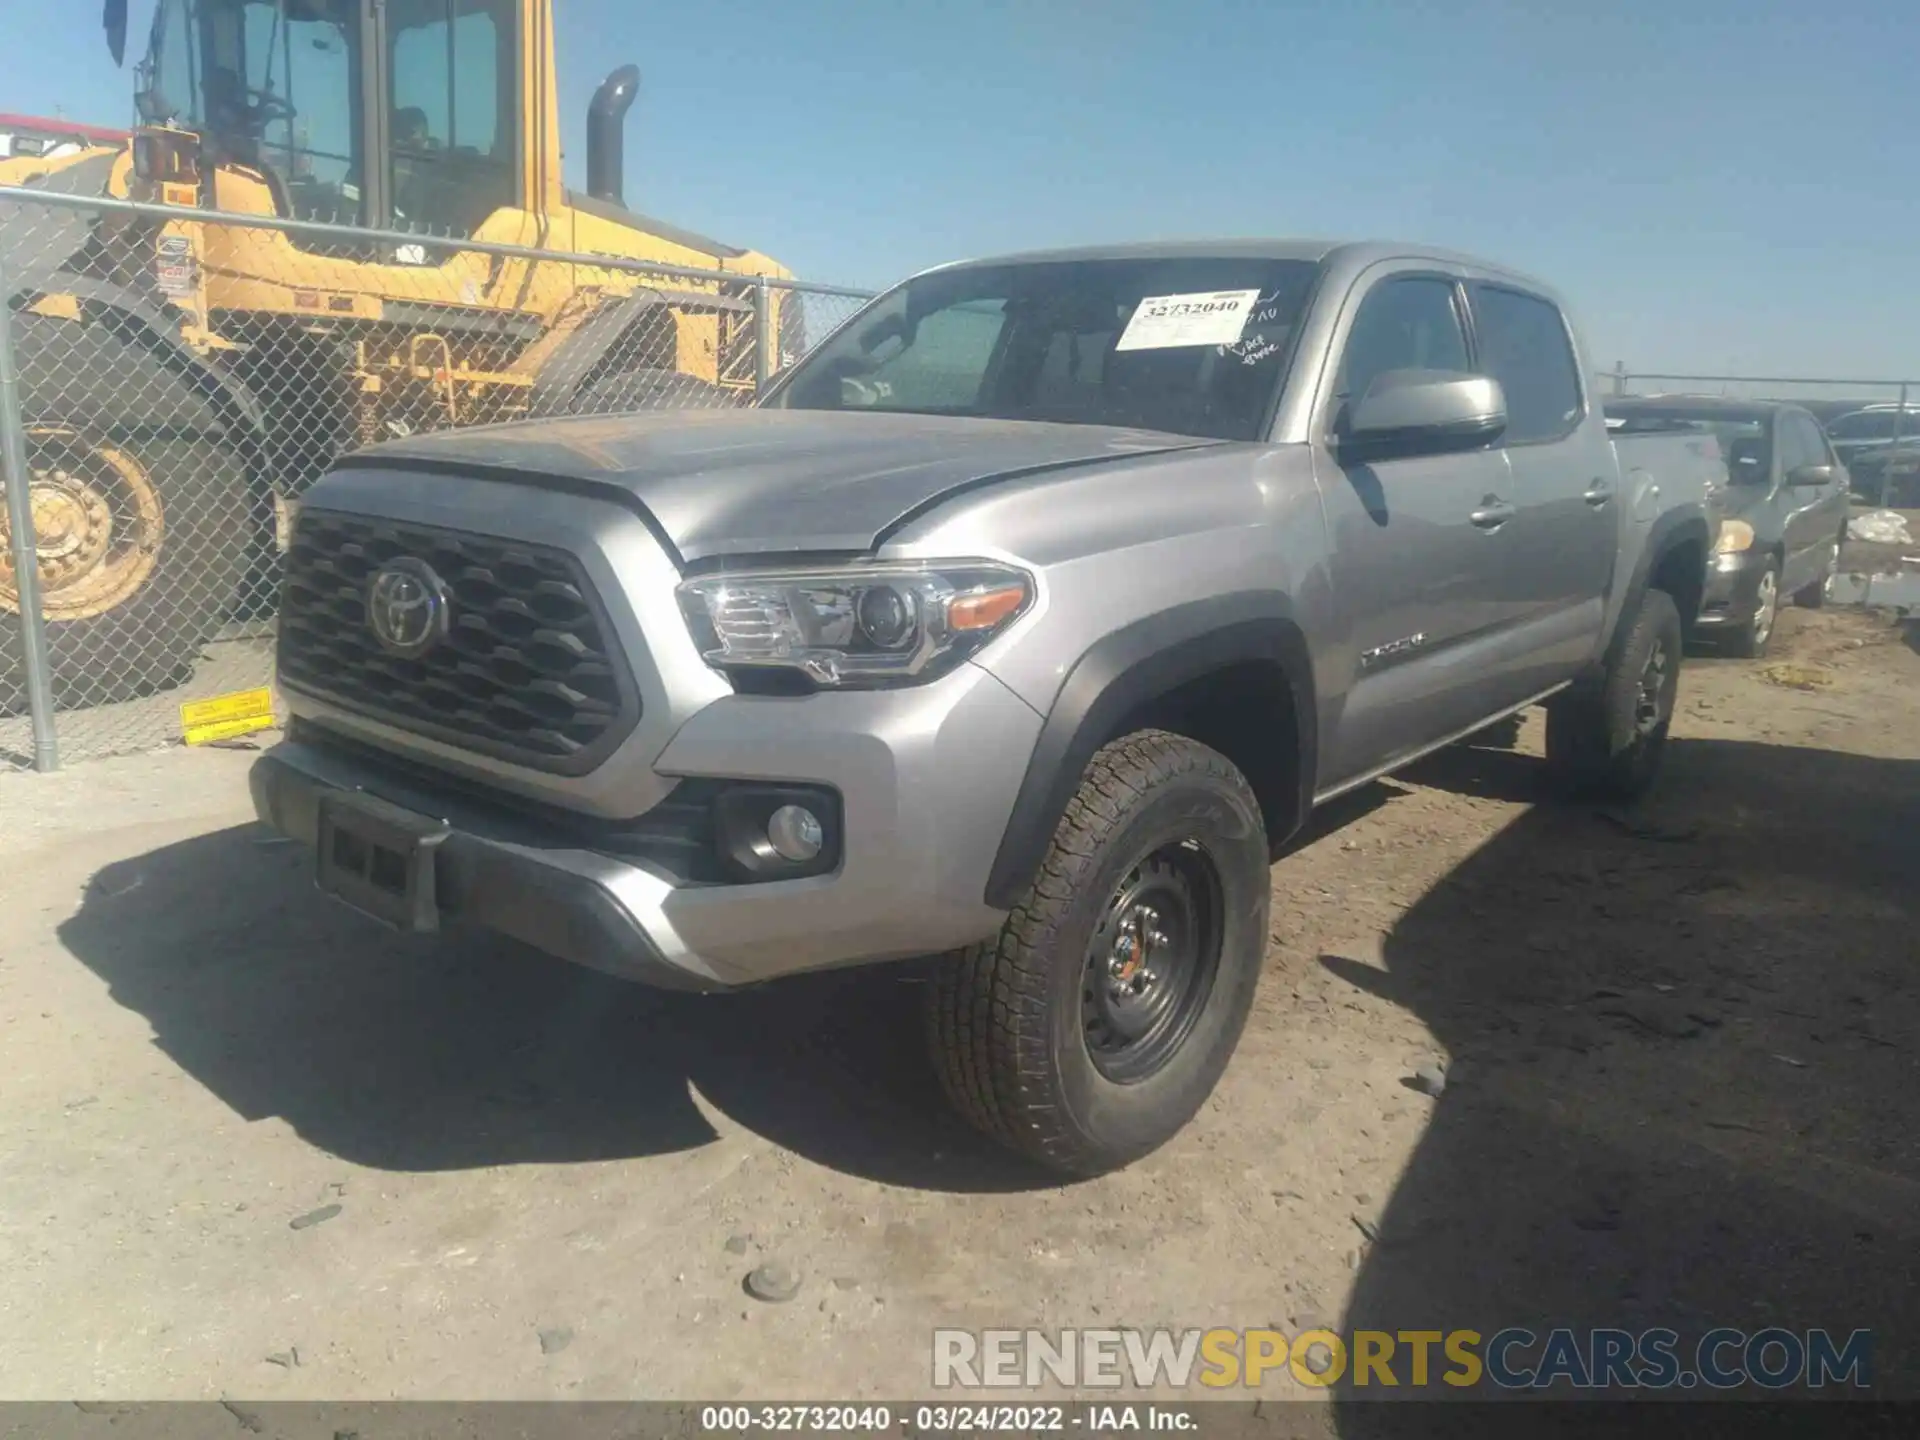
[1612,506,1712,653]
[15,276,268,462]
[983,591,1317,910]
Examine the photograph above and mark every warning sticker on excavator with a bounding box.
[180,687,276,745]
[154,235,197,299]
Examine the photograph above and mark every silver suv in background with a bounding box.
[1826,403,1920,505]
[250,241,1716,1174]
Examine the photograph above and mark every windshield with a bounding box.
[1611,410,1772,483]
[139,0,516,237]
[1827,409,1920,442]
[769,257,1321,441]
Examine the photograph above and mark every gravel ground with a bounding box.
[1,602,1916,1418]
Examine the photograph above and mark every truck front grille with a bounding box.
[277,512,639,773]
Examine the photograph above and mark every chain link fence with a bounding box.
[0,185,872,772]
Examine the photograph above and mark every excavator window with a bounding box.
[246,3,360,223]
[136,0,519,240]
[386,0,517,238]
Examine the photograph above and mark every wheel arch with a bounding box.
[1622,509,1711,647]
[12,276,267,469]
[982,591,1317,910]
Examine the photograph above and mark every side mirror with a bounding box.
[1787,462,1836,487]
[1343,370,1507,459]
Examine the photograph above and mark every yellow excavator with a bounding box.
[3,0,799,706]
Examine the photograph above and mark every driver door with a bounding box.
[1310,267,1521,791]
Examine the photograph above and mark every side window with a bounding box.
[1802,415,1836,468]
[1468,285,1585,444]
[1332,276,1469,427]
[1784,414,1829,474]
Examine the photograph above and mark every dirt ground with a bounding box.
[1,599,1916,1419]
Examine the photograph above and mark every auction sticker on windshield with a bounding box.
[1116,289,1259,350]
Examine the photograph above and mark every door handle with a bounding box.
[1470,497,1516,529]
[1584,477,1614,507]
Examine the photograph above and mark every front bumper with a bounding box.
[1695,549,1770,630]
[251,664,1042,991]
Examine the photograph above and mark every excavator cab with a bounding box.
[127,0,529,242]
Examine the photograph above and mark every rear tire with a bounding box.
[1545,587,1683,804]
[926,730,1270,1176]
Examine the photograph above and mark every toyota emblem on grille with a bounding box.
[366,558,450,657]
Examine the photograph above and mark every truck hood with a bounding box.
[345,409,1216,563]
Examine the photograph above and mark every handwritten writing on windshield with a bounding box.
[1217,289,1289,365]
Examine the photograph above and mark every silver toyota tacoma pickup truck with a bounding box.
[250,241,1719,1175]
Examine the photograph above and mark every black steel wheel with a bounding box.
[1081,843,1224,1084]
[927,729,1270,1176]
[1546,586,1684,803]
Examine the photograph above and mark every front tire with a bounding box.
[2,430,247,709]
[3,316,257,711]
[1545,587,1683,803]
[927,730,1271,1176]
[1723,557,1779,658]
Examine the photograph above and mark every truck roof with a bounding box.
[916,238,1560,296]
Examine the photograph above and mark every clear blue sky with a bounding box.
[9,0,1919,379]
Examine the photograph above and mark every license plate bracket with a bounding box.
[315,790,450,932]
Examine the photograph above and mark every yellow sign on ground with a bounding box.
[180,687,277,746]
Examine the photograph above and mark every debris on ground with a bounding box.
[288,1204,342,1231]
[537,1326,573,1355]
[1760,663,1835,691]
[745,1262,803,1304]
[1848,509,1913,545]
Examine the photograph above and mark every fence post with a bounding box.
[752,276,772,397]
[1886,384,1909,510]
[1612,361,1627,396]
[0,259,60,772]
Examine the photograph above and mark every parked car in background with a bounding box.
[1825,403,1920,503]
[1605,396,1851,656]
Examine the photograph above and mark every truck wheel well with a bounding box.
[1649,538,1705,638]
[1107,660,1300,845]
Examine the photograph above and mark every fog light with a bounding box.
[766,804,824,862]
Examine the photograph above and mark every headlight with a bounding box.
[1712,520,1755,555]
[676,561,1033,688]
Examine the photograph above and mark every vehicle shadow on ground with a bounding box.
[56,827,1046,1193]
[1326,736,1920,1418]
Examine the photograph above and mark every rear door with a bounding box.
[1308,267,1520,790]
[1463,283,1614,691]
